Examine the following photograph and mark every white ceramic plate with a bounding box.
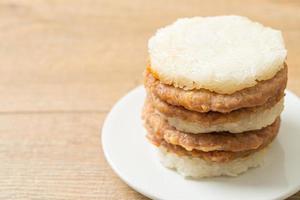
[102,86,300,200]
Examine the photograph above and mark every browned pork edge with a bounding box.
[143,101,279,153]
[144,64,287,113]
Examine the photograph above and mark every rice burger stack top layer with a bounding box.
[148,16,286,94]
[142,15,287,178]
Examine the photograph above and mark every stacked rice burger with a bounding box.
[143,16,287,178]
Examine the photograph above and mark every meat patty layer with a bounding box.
[144,64,287,113]
[147,129,270,163]
[143,101,279,152]
[149,94,283,133]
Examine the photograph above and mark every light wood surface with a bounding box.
[0,0,299,199]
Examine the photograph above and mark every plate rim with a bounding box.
[102,86,159,199]
[102,86,300,200]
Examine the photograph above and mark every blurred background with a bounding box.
[1,0,299,112]
[0,0,298,199]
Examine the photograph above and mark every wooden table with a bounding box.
[0,0,298,199]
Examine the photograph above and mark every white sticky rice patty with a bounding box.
[158,146,266,178]
[148,16,287,94]
[165,99,284,133]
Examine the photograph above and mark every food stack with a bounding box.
[142,16,287,177]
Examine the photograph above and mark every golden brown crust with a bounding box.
[148,134,265,163]
[149,93,283,126]
[143,101,279,152]
[144,64,287,113]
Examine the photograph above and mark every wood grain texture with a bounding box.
[0,0,298,199]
